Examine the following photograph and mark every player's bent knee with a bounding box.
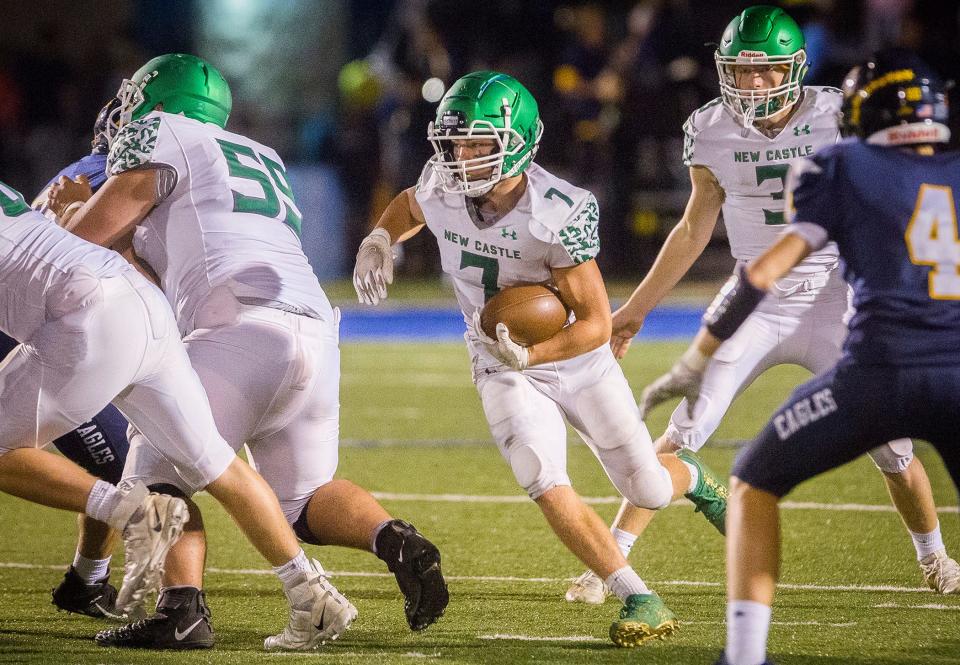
[868,439,914,474]
[508,442,570,499]
[622,464,672,510]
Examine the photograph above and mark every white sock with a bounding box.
[726,600,772,665]
[612,528,638,558]
[84,480,124,526]
[682,460,699,493]
[72,551,111,584]
[911,523,945,561]
[604,566,650,601]
[274,549,311,591]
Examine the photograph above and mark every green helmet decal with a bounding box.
[715,5,808,126]
[427,71,543,197]
[108,53,232,145]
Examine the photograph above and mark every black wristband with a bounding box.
[703,263,766,341]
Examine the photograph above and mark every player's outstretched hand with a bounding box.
[47,175,93,223]
[639,347,709,419]
[353,228,394,305]
[470,310,529,371]
[610,303,645,359]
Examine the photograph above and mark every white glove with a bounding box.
[353,228,394,305]
[470,310,529,371]
[639,346,710,419]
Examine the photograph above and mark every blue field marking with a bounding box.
[339,306,704,341]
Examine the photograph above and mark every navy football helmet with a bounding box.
[92,97,121,155]
[840,48,950,146]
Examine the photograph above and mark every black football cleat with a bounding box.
[51,566,118,618]
[95,586,214,650]
[375,519,449,631]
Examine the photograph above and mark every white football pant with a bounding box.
[472,339,673,509]
[0,270,235,489]
[664,266,913,473]
[121,285,340,523]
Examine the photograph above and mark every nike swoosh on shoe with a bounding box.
[174,618,205,641]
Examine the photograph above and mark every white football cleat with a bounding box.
[920,550,960,594]
[264,561,358,651]
[115,492,189,617]
[565,569,610,605]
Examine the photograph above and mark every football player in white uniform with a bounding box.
[565,5,960,605]
[49,54,447,650]
[352,70,729,647]
[0,181,262,629]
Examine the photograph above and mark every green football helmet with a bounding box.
[715,5,808,127]
[107,53,232,145]
[427,71,543,197]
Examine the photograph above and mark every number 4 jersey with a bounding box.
[786,141,960,366]
[108,111,332,333]
[683,86,843,275]
[415,162,599,322]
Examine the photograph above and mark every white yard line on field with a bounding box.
[874,602,960,611]
[368,491,960,514]
[0,562,938,594]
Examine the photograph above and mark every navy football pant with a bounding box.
[733,362,960,499]
[0,332,129,484]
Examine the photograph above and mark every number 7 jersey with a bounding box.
[108,111,332,333]
[415,162,600,322]
[683,86,843,274]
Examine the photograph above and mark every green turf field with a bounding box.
[1,341,958,664]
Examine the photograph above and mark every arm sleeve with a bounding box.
[547,192,600,268]
[785,153,840,241]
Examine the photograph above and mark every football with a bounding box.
[480,284,569,346]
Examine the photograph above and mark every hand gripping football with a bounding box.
[480,284,570,346]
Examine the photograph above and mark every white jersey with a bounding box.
[415,162,599,324]
[0,182,131,341]
[108,111,332,334]
[683,86,843,275]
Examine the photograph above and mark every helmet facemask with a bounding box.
[716,50,807,128]
[428,99,543,198]
[104,71,155,148]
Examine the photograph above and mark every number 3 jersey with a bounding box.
[108,111,332,334]
[683,86,843,276]
[786,141,960,366]
[415,162,599,323]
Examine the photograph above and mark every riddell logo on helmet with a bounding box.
[738,50,768,59]
[888,127,941,143]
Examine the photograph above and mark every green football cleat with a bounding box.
[677,449,728,535]
[609,593,679,647]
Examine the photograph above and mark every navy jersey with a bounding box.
[788,140,960,366]
[44,152,108,191]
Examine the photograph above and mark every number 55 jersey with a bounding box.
[683,86,843,277]
[108,111,332,334]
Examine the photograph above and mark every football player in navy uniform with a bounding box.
[639,49,960,665]
[0,99,131,618]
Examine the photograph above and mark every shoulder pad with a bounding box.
[108,113,164,176]
[415,162,442,195]
[526,168,599,263]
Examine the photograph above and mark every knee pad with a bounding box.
[868,439,914,474]
[508,441,569,500]
[622,463,673,510]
